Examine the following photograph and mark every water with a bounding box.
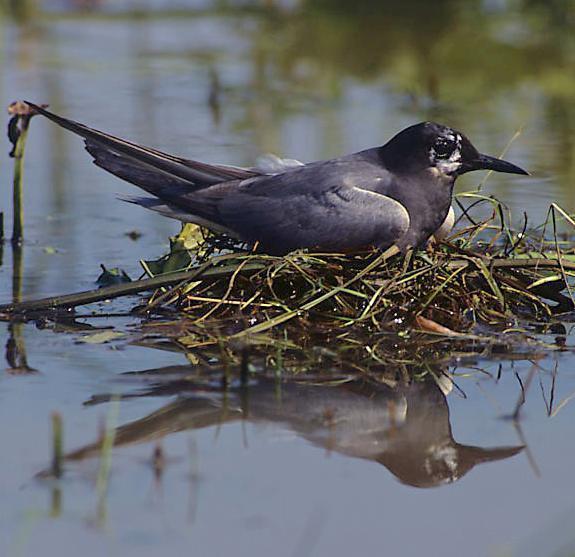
[1,1,575,556]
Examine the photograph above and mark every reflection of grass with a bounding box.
[96,395,120,527]
[51,412,63,479]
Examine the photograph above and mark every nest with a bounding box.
[137,201,575,373]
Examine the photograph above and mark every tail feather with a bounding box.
[120,195,235,235]
[25,101,259,193]
[86,142,194,196]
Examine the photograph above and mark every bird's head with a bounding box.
[381,122,528,178]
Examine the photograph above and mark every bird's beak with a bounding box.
[471,153,529,176]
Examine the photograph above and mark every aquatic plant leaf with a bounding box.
[96,265,132,287]
[142,224,205,276]
[78,331,126,344]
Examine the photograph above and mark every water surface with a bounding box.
[1,2,575,556]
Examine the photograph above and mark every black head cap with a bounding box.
[381,122,528,178]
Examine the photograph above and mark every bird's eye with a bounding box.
[433,137,456,159]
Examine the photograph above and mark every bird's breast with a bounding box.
[390,173,454,248]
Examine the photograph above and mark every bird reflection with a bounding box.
[66,368,522,488]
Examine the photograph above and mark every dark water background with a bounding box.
[1,1,575,556]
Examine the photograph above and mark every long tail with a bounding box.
[24,102,258,196]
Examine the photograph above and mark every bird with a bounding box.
[25,102,528,255]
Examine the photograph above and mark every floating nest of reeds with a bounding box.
[2,196,573,373]
[134,202,575,372]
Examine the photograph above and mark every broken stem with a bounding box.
[0,260,266,316]
[8,101,37,246]
[11,119,31,245]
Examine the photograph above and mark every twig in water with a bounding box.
[0,260,265,316]
[511,363,537,420]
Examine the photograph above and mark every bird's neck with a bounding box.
[391,172,455,249]
[377,144,427,175]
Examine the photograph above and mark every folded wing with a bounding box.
[160,177,411,254]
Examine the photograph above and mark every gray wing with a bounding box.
[160,164,411,254]
[230,185,409,254]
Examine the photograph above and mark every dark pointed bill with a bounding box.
[473,153,529,175]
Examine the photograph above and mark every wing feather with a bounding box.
[25,102,259,191]
[182,181,410,254]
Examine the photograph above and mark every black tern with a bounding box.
[26,102,528,255]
